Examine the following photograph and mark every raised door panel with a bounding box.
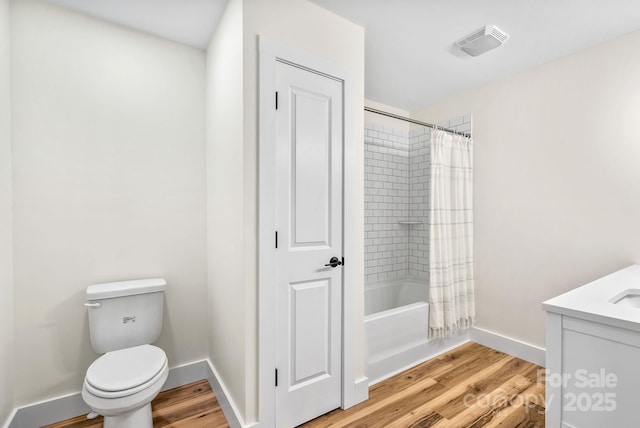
[290,88,331,248]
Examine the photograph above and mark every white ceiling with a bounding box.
[44,0,228,50]
[311,0,640,110]
[44,0,640,111]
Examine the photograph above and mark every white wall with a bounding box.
[413,29,640,348]
[365,99,410,132]
[243,0,365,422]
[11,0,208,406]
[205,0,247,421]
[0,0,14,423]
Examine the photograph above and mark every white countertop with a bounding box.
[542,264,640,332]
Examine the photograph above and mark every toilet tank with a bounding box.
[86,278,166,354]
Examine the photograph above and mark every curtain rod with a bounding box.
[364,106,471,138]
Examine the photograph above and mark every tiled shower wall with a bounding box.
[364,124,410,283]
[407,127,430,280]
[364,114,472,286]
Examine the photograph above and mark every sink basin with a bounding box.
[610,289,640,308]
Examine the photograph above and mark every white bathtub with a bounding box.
[365,276,427,315]
[364,277,467,384]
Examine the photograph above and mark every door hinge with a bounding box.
[275,91,279,110]
[275,231,278,249]
[275,368,278,387]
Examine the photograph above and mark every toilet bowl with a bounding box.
[82,345,168,428]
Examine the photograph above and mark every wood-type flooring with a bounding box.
[43,379,228,428]
[302,342,545,427]
[45,342,544,427]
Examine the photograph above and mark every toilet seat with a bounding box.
[85,344,167,399]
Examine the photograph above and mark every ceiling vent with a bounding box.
[455,25,509,56]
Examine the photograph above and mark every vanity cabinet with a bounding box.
[543,265,640,428]
[545,312,640,428]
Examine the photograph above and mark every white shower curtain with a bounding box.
[429,129,475,339]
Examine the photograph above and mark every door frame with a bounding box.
[258,37,360,426]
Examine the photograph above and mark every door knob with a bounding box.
[324,257,343,268]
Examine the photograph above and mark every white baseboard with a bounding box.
[470,327,546,367]
[1,408,17,428]
[162,359,211,391]
[352,376,369,407]
[8,390,90,428]
[4,359,236,428]
[204,359,248,428]
[341,375,370,409]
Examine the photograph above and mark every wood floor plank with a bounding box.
[369,356,453,398]
[491,403,546,428]
[303,377,440,428]
[153,394,223,427]
[435,374,533,428]
[434,347,508,386]
[341,382,446,428]
[436,342,500,366]
[406,411,448,428]
[434,355,539,419]
[482,381,546,428]
[518,403,546,427]
[154,381,227,428]
[158,408,228,428]
[152,379,212,408]
[394,354,515,423]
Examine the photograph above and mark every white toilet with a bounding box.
[82,278,169,428]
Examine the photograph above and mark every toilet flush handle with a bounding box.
[84,302,101,308]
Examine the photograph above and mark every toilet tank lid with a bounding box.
[86,278,166,300]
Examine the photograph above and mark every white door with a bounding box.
[274,60,344,428]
